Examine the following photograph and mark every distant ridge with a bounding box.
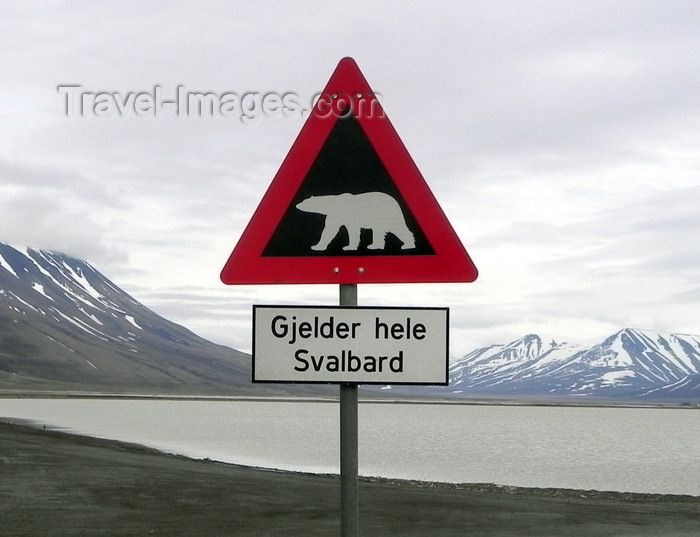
[2,241,698,403]
[0,242,257,394]
[447,329,700,402]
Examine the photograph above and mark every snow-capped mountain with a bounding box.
[449,329,700,401]
[3,241,698,402]
[0,242,253,393]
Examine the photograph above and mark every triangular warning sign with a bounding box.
[220,57,478,284]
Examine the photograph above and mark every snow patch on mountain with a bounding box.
[31,282,53,300]
[124,315,142,329]
[0,251,18,277]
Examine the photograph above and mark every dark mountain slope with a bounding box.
[0,242,253,393]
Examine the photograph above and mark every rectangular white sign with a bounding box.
[253,305,449,385]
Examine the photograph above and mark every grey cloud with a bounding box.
[1,1,699,354]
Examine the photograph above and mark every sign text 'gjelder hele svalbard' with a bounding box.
[252,306,448,385]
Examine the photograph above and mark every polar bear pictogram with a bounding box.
[296,192,416,252]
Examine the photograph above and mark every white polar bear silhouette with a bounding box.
[296,192,416,251]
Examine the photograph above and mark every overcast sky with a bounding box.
[1,1,699,355]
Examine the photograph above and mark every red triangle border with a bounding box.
[221,57,478,285]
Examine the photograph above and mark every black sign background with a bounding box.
[262,115,435,257]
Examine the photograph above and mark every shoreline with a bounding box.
[2,420,699,537]
[3,417,698,501]
[1,389,697,409]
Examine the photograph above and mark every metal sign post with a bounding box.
[221,58,479,537]
[339,284,358,537]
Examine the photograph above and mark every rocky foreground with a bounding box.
[1,420,698,536]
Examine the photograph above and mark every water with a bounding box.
[1,397,698,496]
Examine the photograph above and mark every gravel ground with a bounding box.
[1,420,698,536]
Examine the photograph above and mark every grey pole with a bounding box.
[339,284,358,537]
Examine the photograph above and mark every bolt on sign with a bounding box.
[220,57,478,285]
[253,306,449,385]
